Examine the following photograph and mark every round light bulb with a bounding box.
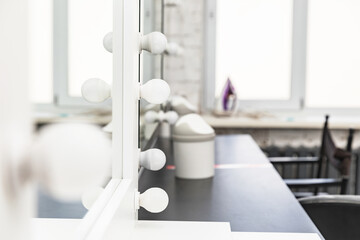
[139,188,169,213]
[164,111,179,124]
[141,32,168,54]
[144,111,159,123]
[103,32,113,53]
[140,79,170,104]
[31,123,111,201]
[81,78,111,103]
[140,148,166,171]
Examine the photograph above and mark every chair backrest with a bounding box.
[300,195,360,240]
[317,116,354,179]
[346,128,355,152]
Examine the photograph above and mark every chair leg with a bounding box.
[341,178,349,195]
[356,155,359,195]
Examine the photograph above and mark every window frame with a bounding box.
[206,0,360,115]
[204,0,360,114]
[51,0,156,109]
[203,0,307,112]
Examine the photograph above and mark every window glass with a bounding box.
[68,0,112,97]
[306,0,360,108]
[29,0,53,103]
[215,0,293,100]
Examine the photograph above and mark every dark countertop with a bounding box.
[139,134,323,238]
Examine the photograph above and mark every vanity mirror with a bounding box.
[38,0,167,221]
[140,0,164,148]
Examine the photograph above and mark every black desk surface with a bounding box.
[139,135,323,237]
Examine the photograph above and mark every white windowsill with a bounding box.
[202,111,360,130]
[33,104,111,125]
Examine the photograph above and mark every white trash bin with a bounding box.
[173,114,215,179]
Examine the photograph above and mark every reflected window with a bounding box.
[68,0,112,97]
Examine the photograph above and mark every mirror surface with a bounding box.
[37,0,163,219]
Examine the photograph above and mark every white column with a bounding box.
[0,1,34,239]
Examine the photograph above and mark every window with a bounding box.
[29,0,113,106]
[205,0,302,110]
[53,0,113,106]
[306,0,360,108]
[67,0,112,98]
[216,0,293,101]
[205,0,360,111]
[30,0,157,108]
[28,0,53,104]
[31,0,158,107]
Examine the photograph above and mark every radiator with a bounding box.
[262,146,360,195]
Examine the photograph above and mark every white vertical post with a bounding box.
[112,0,140,181]
[0,0,34,239]
[111,0,124,179]
[121,0,140,181]
[77,0,141,238]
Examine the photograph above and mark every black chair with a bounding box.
[269,115,355,197]
[300,195,360,240]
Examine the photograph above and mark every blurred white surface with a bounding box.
[31,123,111,201]
[232,232,321,240]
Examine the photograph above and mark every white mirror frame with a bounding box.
[76,0,141,238]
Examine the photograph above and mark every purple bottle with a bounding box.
[221,78,237,111]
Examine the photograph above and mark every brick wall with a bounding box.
[163,0,204,109]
